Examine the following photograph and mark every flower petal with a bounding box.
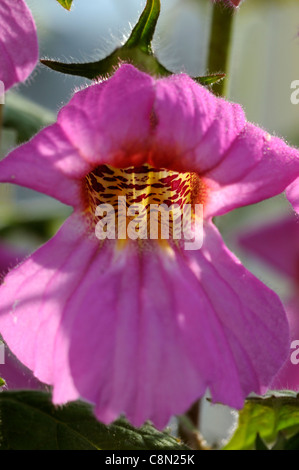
[0,216,290,428]
[0,65,156,206]
[181,222,290,398]
[2,65,298,217]
[0,213,99,399]
[204,124,299,217]
[151,73,246,173]
[57,65,156,167]
[0,124,87,207]
[286,177,299,214]
[60,239,243,428]
[238,215,299,280]
[0,0,38,90]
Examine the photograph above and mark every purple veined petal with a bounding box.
[286,177,299,214]
[0,216,220,428]
[0,213,290,428]
[0,0,38,91]
[238,215,299,281]
[236,215,299,390]
[62,236,245,428]
[180,222,290,398]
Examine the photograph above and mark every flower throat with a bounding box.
[84,164,206,239]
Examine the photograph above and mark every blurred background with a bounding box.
[1,0,299,447]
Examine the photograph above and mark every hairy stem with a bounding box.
[207,3,235,96]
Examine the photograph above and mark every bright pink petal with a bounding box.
[238,215,299,280]
[0,65,155,206]
[147,73,299,214]
[60,238,245,428]
[236,216,299,390]
[0,124,87,207]
[0,0,38,90]
[270,296,299,391]
[203,124,299,217]
[181,222,290,400]
[151,73,246,173]
[0,213,100,399]
[57,66,155,167]
[286,178,299,214]
[0,215,289,428]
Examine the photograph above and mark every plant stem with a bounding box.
[207,3,235,96]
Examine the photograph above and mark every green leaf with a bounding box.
[40,55,116,80]
[255,434,269,450]
[125,0,160,53]
[194,74,225,86]
[56,0,73,10]
[41,45,171,80]
[284,432,299,450]
[0,391,189,450]
[224,395,299,450]
[0,378,6,387]
[3,93,55,144]
[271,432,287,450]
[41,0,168,79]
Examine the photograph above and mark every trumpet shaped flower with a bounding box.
[0,0,38,91]
[239,215,299,391]
[0,65,299,428]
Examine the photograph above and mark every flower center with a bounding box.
[84,164,206,241]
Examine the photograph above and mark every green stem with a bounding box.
[207,3,235,96]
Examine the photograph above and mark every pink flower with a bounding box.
[0,243,43,390]
[0,65,298,428]
[0,0,38,91]
[239,216,299,390]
